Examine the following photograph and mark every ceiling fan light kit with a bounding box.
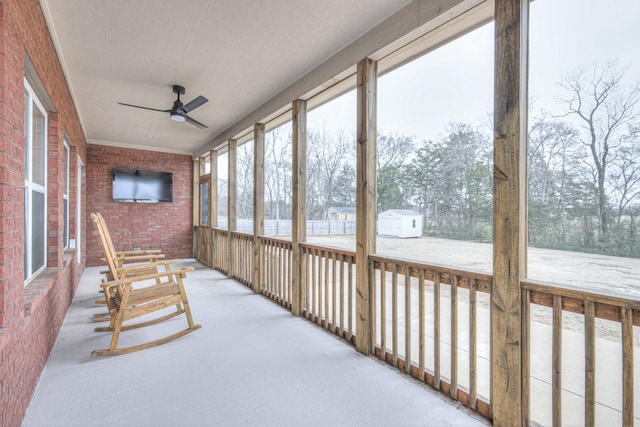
[118,84,209,129]
[170,112,186,122]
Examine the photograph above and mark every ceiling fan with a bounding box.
[118,85,209,129]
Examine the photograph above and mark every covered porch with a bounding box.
[22,261,486,427]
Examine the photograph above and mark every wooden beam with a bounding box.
[210,149,218,229]
[228,139,237,275]
[355,57,377,354]
[209,150,218,268]
[228,140,237,231]
[291,99,307,316]
[192,159,200,257]
[491,0,529,425]
[253,123,265,293]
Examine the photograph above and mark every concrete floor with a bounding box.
[22,260,488,427]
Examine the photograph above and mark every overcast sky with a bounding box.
[307,0,640,145]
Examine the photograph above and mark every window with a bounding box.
[217,151,228,229]
[24,78,48,281]
[264,121,292,237]
[306,89,357,250]
[200,181,209,226]
[63,141,70,249]
[237,139,254,233]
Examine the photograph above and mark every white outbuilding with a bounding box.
[377,209,422,238]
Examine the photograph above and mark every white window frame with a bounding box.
[24,78,48,282]
[63,140,70,249]
[76,155,83,264]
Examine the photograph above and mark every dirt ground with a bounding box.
[307,234,640,298]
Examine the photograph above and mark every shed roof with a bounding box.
[329,207,357,213]
[380,209,420,216]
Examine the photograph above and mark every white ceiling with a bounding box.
[39,0,413,155]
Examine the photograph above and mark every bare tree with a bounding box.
[306,124,355,219]
[558,62,640,239]
[236,141,254,219]
[609,137,640,225]
[264,124,292,220]
[376,133,415,170]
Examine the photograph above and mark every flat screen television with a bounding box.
[112,168,173,202]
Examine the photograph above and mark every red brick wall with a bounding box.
[86,144,193,266]
[0,1,87,426]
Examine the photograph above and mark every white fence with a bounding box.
[216,220,356,236]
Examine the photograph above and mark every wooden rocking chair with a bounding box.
[91,212,174,321]
[90,213,201,356]
[92,212,165,280]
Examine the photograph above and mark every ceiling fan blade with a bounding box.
[118,102,170,113]
[180,95,208,113]
[185,115,208,129]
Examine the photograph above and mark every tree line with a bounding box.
[232,63,639,257]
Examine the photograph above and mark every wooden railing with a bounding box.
[212,228,229,274]
[229,231,253,286]
[300,243,357,344]
[194,228,640,425]
[369,255,492,418]
[259,236,293,308]
[522,279,640,427]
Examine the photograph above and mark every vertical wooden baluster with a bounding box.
[279,243,283,302]
[381,260,387,361]
[622,306,634,427]
[348,259,353,341]
[552,295,562,427]
[392,263,398,367]
[584,300,595,427]
[332,252,337,333]
[418,269,425,381]
[318,250,324,325]
[434,273,441,391]
[405,266,412,374]
[522,288,531,427]
[450,275,458,400]
[288,245,292,306]
[324,250,330,328]
[469,278,477,411]
[339,254,345,338]
[369,257,376,350]
[311,250,317,321]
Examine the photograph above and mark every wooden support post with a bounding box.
[253,123,265,293]
[210,150,218,268]
[192,159,200,257]
[492,0,529,425]
[355,57,377,354]
[228,140,237,232]
[228,139,237,274]
[210,149,218,228]
[291,99,307,316]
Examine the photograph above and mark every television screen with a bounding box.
[112,168,173,202]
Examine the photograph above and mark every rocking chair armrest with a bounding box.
[116,249,162,255]
[99,254,165,264]
[116,259,183,274]
[113,254,166,262]
[99,266,195,289]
